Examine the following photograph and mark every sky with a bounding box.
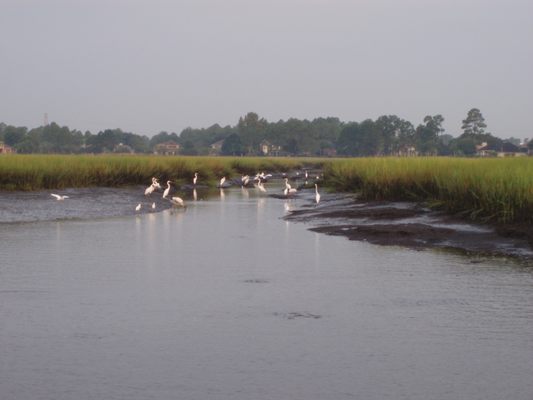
[1,0,532,139]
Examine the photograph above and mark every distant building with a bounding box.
[0,142,15,154]
[397,146,418,157]
[259,140,282,156]
[321,147,337,157]
[209,139,225,155]
[154,141,180,155]
[113,143,134,154]
[476,141,527,157]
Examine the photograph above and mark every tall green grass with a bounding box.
[0,154,322,191]
[324,157,533,224]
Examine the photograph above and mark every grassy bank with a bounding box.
[324,157,533,224]
[0,154,323,191]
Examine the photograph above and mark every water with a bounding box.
[1,185,533,400]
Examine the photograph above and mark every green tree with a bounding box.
[238,112,267,155]
[180,140,198,155]
[336,120,381,156]
[221,133,243,156]
[462,108,487,136]
[415,115,444,155]
[3,126,27,146]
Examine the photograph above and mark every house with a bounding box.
[476,141,526,157]
[209,139,225,155]
[0,142,15,154]
[397,146,418,157]
[113,143,134,154]
[259,140,282,156]
[154,141,180,155]
[321,147,337,157]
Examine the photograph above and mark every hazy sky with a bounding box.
[1,0,532,139]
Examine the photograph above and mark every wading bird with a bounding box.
[170,196,185,207]
[152,202,156,209]
[256,180,267,193]
[315,184,320,204]
[193,172,198,186]
[50,193,69,200]
[144,183,156,196]
[135,203,141,211]
[152,177,162,190]
[162,181,172,199]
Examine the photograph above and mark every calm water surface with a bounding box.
[1,185,532,400]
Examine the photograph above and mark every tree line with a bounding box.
[0,108,528,156]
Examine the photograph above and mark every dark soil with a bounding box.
[285,196,533,261]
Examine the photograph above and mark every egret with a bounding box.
[241,175,250,187]
[162,181,172,198]
[152,177,162,190]
[152,202,156,209]
[315,184,320,204]
[217,176,226,188]
[135,203,142,211]
[51,193,69,200]
[193,172,198,186]
[144,184,155,196]
[257,180,267,193]
[170,196,185,207]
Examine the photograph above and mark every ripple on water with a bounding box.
[0,187,174,223]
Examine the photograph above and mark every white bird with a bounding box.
[170,196,185,207]
[219,176,226,187]
[135,203,141,211]
[152,177,162,190]
[162,181,172,198]
[256,180,267,193]
[315,184,321,204]
[241,175,250,187]
[284,178,292,191]
[144,183,156,196]
[51,193,69,200]
[151,202,156,209]
[193,172,198,186]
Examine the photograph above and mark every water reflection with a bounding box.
[1,187,532,400]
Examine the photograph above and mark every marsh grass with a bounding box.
[0,154,322,191]
[324,157,533,224]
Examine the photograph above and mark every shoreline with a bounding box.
[285,194,533,262]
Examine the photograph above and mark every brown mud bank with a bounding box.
[285,194,533,261]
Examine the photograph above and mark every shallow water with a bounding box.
[1,184,533,400]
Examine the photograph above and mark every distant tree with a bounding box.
[238,112,267,155]
[221,133,243,156]
[0,122,6,141]
[461,108,488,136]
[415,115,444,155]
[336,120,381,156]
[452,137,477,156]
[180,140,198,155]
[3,125,27,146]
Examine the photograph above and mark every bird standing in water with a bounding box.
[162,181,172,199]
[170,196,185,207]
[315,184,320,204]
